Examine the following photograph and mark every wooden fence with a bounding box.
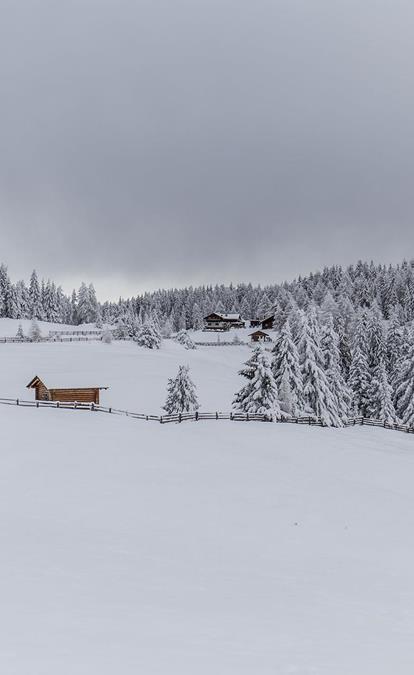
[194,340,247,346]
[0,396,412,435]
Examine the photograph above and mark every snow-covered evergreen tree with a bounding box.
[298,306,341,426]
[191,302,204,330]
[136,320,161,349]
[271,320,303,417]
[29,318,42,342]
[394,329,414,425]
[163,365,199,414]
[175,330,196,349]
[348,311,371,417]
[16,323,25,340]
[320,316,351,422]
[29,270,43,319]
[368,361,396,423]
[233,346,281,421]
[101,328,112,344]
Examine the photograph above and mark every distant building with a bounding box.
[203,312,246,331]
[249,330,272,343]
[249,319,262,328]
[261,314,275,330]
[26,375,109,405]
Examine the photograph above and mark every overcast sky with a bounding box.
[0,0,413,299]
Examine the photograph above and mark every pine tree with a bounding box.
[386,310,402,379]
[366,305,386,370]
[348,311,371,416]
[271,320,303,417]
[29,270,43,319]
[29,318,42,342]
[136,321,161,349]
[233,346,281,421]
[394,329,414,424]
[175,330,196,349]
[298,306,340,426]
[16,323,25,340]
[101,328,112,344]
[368,361,396,423]
[191,302,204,330]
[163,365,199,414]
[320,316,351,422]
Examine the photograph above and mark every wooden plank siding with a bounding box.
[26,375,106,404]
[48,388,101,404]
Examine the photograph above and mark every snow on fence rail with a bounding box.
[0,396,412,435]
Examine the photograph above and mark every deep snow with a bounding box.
[0,406,413,674]
[0,337,250,413]
[0,321,413,673]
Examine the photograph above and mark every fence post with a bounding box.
[74,401,78,409]
[91,402,95,411]
[109,407,112,414]
[36,401,39,408]
[195,411,198,421]
[230,411,233,421]
[16,399,19,406]
[361,418,364,426]
[160,416,163,424]
[246,412,249,421]
[56,401,60,408]
[179,413,182,423]
[216,412,218,420]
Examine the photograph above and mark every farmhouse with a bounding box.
[26,375,109,404]
[203,312,246,331]
[250,330,272,343]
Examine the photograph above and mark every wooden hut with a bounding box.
[249,330,272,343]
[26,375,108,404]
[261,314,275,330]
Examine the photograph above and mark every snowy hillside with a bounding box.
[0,339,250,412]
[0,317,98,338]
[0,404,413,674]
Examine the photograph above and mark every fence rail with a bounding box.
[0,396,412,435]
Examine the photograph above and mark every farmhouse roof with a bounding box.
[249,330,270,337]
[26,374,109,390]
[205,312,241,320]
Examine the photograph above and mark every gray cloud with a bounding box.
[0,0,413,299]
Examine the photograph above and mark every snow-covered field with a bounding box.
[0,406,413,674]
[0,317,101,338]
[0,318,414,673]
[0,338,249,414]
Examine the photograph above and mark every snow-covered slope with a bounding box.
[0,339,250,412]
[0,317,99,338]
[0,405,413,674]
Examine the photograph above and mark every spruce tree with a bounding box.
[368,362,396,423]
[175,330,196,349]
[29,270,43,319]
[394,329,414,425]
[271,320,303,417]
[16,323,25,340]
[136,320,161,349]
[233,346,281,421]
[320,316,351,422]
[29,318,42,342]
[348,311,371,416]
[163,365,199,414]
[298,306,340,426]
